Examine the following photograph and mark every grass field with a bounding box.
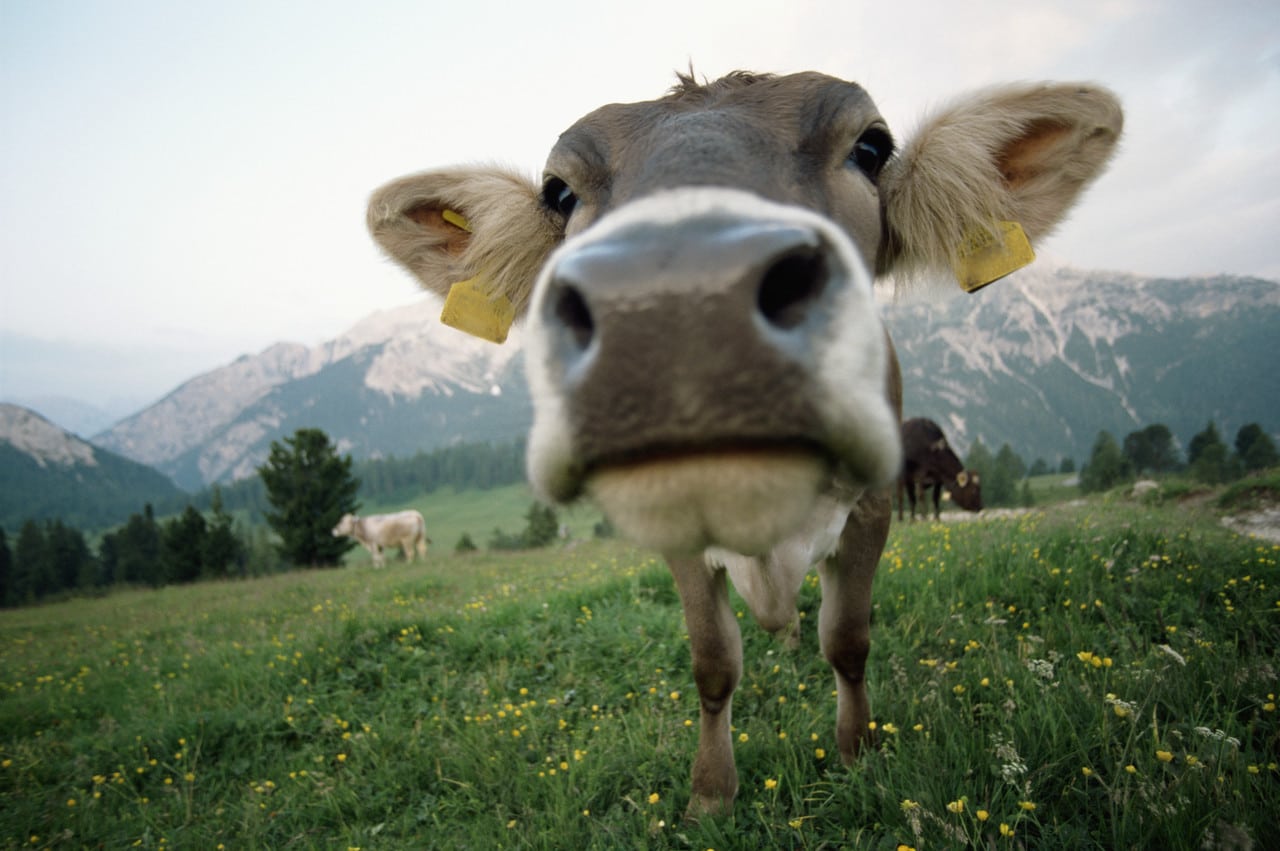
[357,483,609,560]
[2,491,1278,849]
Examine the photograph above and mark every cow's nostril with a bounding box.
[554,284,595,351]
[756,247,827,330]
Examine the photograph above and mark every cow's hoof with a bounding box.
[684,792,734,822]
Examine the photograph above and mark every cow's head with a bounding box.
[369,72,1120,555]
[949,470,984,512]
[331,514,356,537]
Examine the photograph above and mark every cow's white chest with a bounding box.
[703,494,855,625]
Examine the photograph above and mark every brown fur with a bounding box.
[366,71,1122,819]
[880,84,1123,284]
[367,166,560,315]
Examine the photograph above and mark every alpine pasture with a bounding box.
[2,487,1277,849]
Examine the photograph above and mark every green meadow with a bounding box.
[361,483,609,554]
[2,489,1277,849]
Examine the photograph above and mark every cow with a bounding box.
[897,417,983,521]
[332,511,429,567]
[367,70,1121,816]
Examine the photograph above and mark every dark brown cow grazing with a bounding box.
[368,70,1121,817]
[898,417,983,521]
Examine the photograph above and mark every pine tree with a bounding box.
[12,520,51,603]
[0,528,10,606]
[987,444,1027,507]
[1123,424,1180,474]
[259,428,360,567]
[1187,422,1240,484]
[162,506,208,584]
[1187,421,1222,468]
[1080,431,1133,493]
[522,502,560,548]
[1235,423,1279,472]
[45,520,94,593]
[203,488,246,578]
[111,505,163,586]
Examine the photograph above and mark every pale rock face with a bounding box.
[0,404,98,467]
[80,268,1279,487]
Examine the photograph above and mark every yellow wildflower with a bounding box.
[648,792,660,805]
[1156,750,1174,763]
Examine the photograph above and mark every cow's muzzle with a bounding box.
[524,188,899,554]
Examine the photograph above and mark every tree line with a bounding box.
[0,494,248,607]
[960,419,1277,506]
[0,430,351,606]
[1078,420,1277,493]
[0,430,535,608]
[187,439,527,521]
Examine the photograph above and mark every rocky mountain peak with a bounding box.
[0,403,97,468]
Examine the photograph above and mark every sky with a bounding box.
[2,0,1277,419]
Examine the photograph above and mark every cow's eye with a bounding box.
[847,128,893,180]
[543,177,578,218]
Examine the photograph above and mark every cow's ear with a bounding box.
[878,83,1122,284]
[367,166,563,317]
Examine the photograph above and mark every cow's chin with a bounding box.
[586,450,828,557]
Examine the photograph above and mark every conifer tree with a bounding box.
[1235,423,1278,472]
[1080,431,1133,493]
[259,428,360,567]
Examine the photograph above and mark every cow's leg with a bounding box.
[906,481,919,521]
[932,481,943,520]
[668,554,742,818]
[370,544,384,568]
[818,492,890,763]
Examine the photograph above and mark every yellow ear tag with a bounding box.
[441,209,472,232]
[953,220,1035,293]
[440,276,515,344]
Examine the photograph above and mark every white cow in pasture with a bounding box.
[332,511,429,567]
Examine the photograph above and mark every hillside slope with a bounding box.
[0,404,184,530]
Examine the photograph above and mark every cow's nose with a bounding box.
[541,216,837,378]
[534,212,854,463]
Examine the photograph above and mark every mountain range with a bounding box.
[92,302,531,491]
[5,263,1279,520]
[0,404,184,530]
[884,263,1280,466]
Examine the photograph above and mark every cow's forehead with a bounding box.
[546,72,886,206]
[571,73,877,135]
